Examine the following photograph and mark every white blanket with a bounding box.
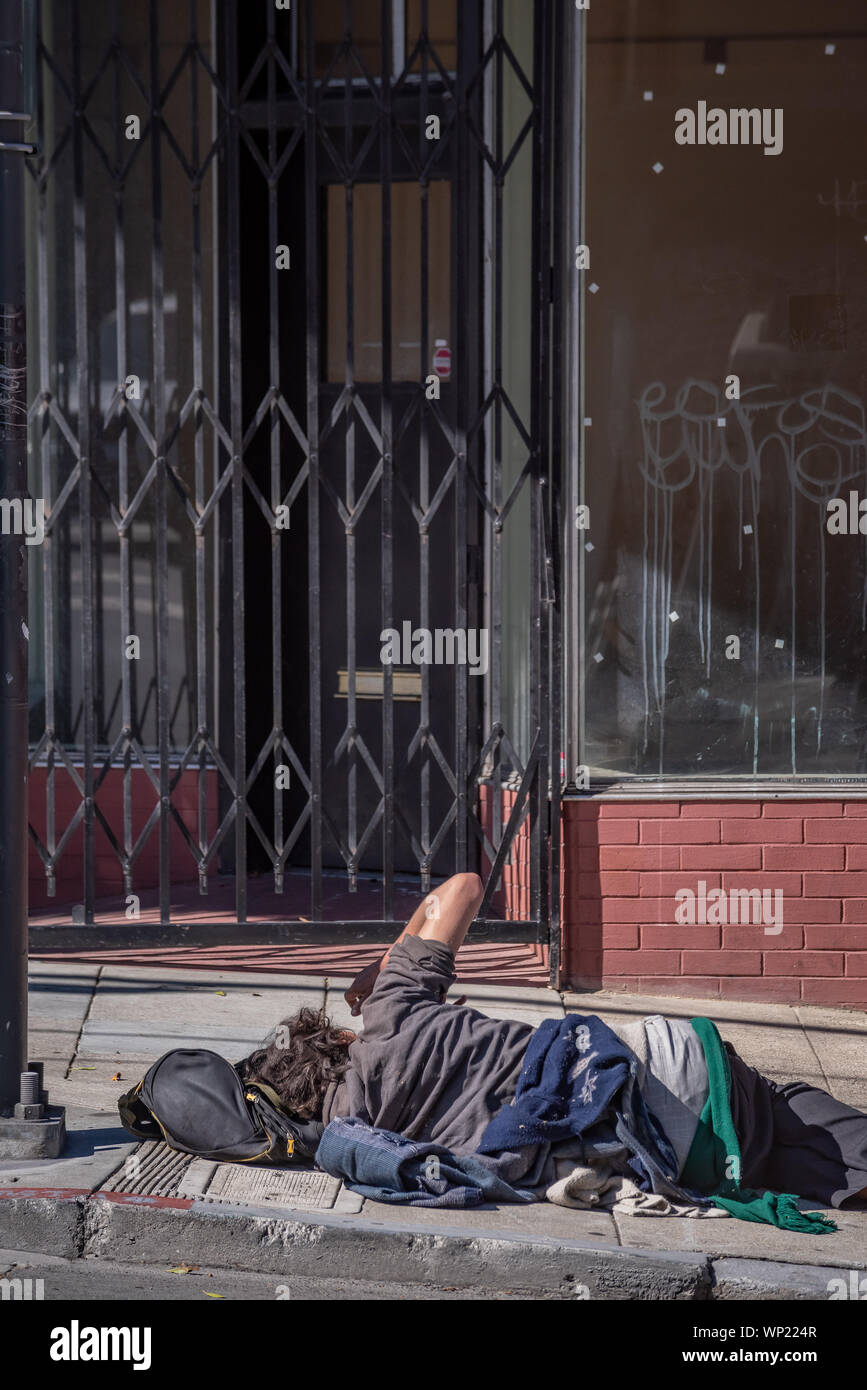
[546,1158,730,1217]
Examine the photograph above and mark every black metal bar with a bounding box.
[113,0,135,903]
[242,89,453,132]
[30,917,541,950]
[304,0,323,919]
[150,0,171,924]
[343,0,359,891]
[0,0,30,1109]
[380,0,395,918]
[71,2,96,923]
[189,0,209,897]
[417,0,430,887]
[227,0,247,923]
[527,0,542,934]
[529,0,551,939]
[491,0,504,856]
[454,0,474,875]
[34,0,56,907]
[462,1,484,885]
[216,4,234,880]
[267,0,284,895]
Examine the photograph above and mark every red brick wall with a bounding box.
[28,766,218,910]
[561,798,867,1008]
[478,782,547,966]
[478,783,531,921]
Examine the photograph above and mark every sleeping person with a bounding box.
[235,873,867,1215]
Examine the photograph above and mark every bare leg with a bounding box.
[417,872,485,954]
[344,873,484,1014]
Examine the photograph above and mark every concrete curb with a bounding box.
[0,1189,843,1300]
[94,1198,713,1299]
[0,1189,709,1296]
[710,1258,846,1301]
[0,1194,84,1261]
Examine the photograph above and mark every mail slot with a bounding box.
[335,668,422,702]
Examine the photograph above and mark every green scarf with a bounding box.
[681,1017,836,1233]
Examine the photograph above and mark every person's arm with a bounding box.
[344,873,483,1016]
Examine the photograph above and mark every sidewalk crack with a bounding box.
[64,965,103,1080]
[793,1007,832,1092]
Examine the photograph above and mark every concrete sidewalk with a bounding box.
[2,961,866,1299]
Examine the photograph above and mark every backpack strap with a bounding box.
[244,1081,324,1162]
[247,1079,287,1113]
[117,1077,160,1140]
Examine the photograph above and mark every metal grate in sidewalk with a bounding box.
[99,1141,357,1213]
[100,1140,194,1197]
[177,1160,341,1210]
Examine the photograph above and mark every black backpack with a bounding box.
[117,1048,324,1166]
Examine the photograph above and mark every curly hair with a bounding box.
[235,1007,353,1121]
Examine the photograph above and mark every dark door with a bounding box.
[234,0,483,887]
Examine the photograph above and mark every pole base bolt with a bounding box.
[19,1071,39,1105]
[14,1102,43,1120]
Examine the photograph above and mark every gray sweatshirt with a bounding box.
[321,934,532,1154]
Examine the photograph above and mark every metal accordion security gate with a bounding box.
[24,0,563,976]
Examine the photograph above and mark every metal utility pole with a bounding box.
[0,0,64,1156]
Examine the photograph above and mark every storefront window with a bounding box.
[582,2,867,778]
